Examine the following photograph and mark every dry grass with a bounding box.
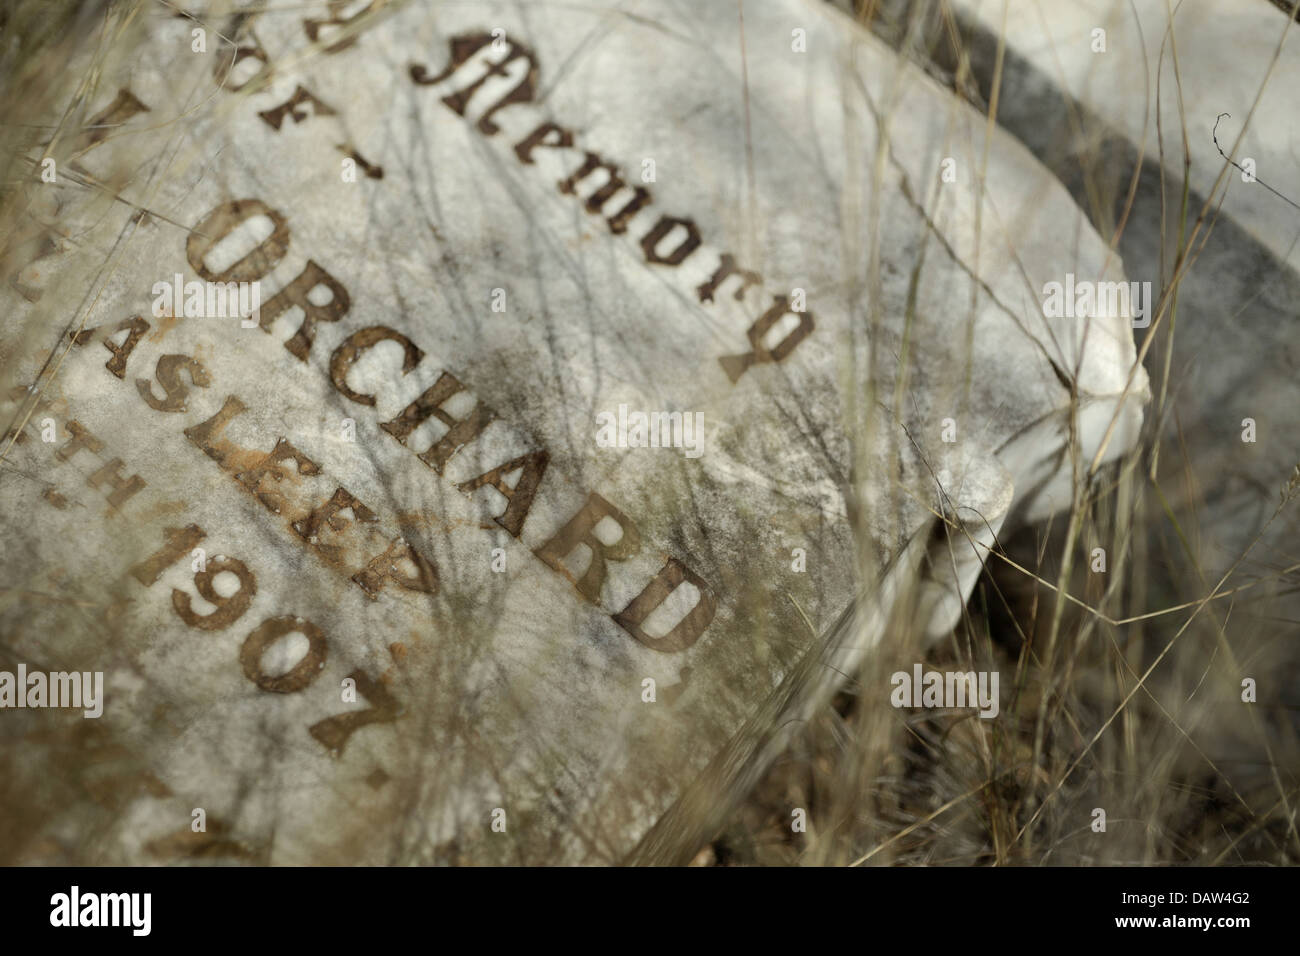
[694,0,1300,867]
[2,0,1297,867]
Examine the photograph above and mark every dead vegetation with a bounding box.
[2,0,1297,868]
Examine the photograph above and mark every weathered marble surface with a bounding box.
[879,0,1300,560]
[859,0,1300,760]
[0,0,1145,864]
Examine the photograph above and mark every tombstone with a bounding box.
[856,0,1300,792]
[0,0,1145,864]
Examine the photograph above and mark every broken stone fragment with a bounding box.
[860,0,1300,766]
[861,0,1300,576]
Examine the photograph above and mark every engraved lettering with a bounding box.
[351,536,440,598]
[329,326,424,406]
[86,458,146,509]
[513,120,573,164]
[308,668,401,755]
[718,294,816,383]
[558,152,652,234]
[292,486,379,562]
[697,253,763,304]
[136,354,211,412]
[235,437,321,516]
[240,616,328,693]
[258,85,337,130]
[303,0,381,54]
[410,33,538,135]
[535,492,641,603]
[57,420,104,462]
[456,449,549,538]
[173,556,256,630]
[101,316,150,379]
[214,27,269,92]
[130,524,207,586]
[640,215,701,266]
[380,371,495,474]
[258,260,351,361]
[67,88,150,171]
[183,395,249,469]
[187,199,290,284]
[613,558,718,652]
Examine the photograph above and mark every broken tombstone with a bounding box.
[0,0,1146,865]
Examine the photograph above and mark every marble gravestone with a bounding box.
[0,0,1146,864]
[868,0,1300,748]
[874,0,1300,546]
